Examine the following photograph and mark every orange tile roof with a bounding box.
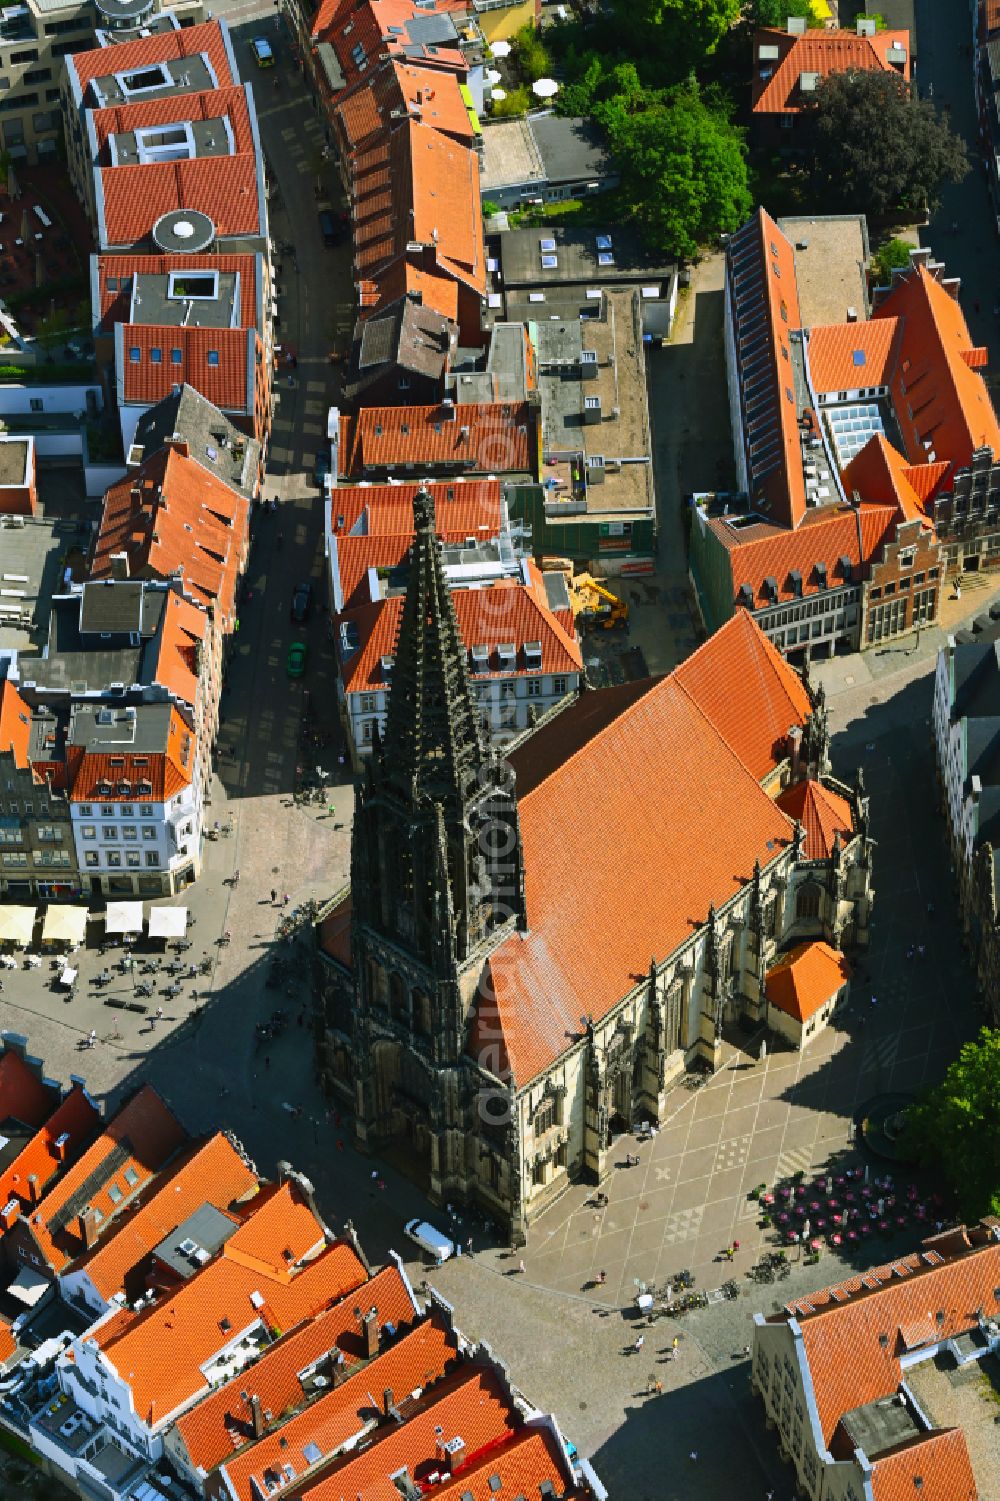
[0,1085,100,1220]
[173,1263,419,1473]
[778,1235,1000,1446]
[775,777,854,859]
[96,1225,367,1429]
[727,209,805,529]
[71,1132,258,1302]
[118,324,255,413]
[359,263,460,324]
[841,434,930,525]
[765,940,851,1023]
[222,1181,327,1279]
[473,616,799,1083]
[807,318,903,397]
[673,610,812,782]
[302,1366,516,1501]
[220,1315,460,1501]
[432,1426,575,1501]
[870,1429,977,1501]
[336,59,475,154]
[100,148,262,249]
[95,252,258,335]
[903,459,951,504]
[92,448,250,627]
[340,574,581,693]
[0,681,31,770]
[68,705,195,803]
[712,502,899,610]
[0,1318,15,1367]
[339,404,534,477]
[313,0,465,88]
[91,83,256,164]
[0,1049,59,1130]
[751,26,911,115]
[147,591,207,707]
[68,20,236,95]
[876,263,1000,471]
[27,1085,186,1273]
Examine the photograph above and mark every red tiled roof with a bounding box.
[302,1367,516,1501]
[68,20,236,95]
[92,447,250,626]
[779,1235,1000,1445]
[432,1426,575,1501]
[711,503,899,610]
[0,1085,100,1222]
[340,572,581,693]
[358,263,460,324]
[339,404,534,477]
[336,58,475,154]
[0,1318,15,1367]
[673,610,811,782]
[71,1132,258,1302]
[100,149,261,249]
[870,1429,977,1501]
[751,26,911,115]
[96,1224,368,1429]
[471,616,799,1084]
[147,591,207,707]
[0,1049,59,1131]
[68,705,195,802]
[775,777,854,859]
[95,252,258,335]
[841,434,930,526]
[765,940,851,1023]
[875,262,1000,471]
[807,318,903,397]
[903,459,951,504]
[118,324,254,412]
[27,1086,186,1273]
[0,681,31,770]
[313,0,465,87]
[173,1263,418,1473]
[220,1315,460,1501]
[90,83,256,164]
[222,1181,326,1278]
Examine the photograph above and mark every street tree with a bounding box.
[901,1027,1000,1221]
[804,70,968,217]
[743,0,817,28]
[611,0,741,74]
[605,84,751,258]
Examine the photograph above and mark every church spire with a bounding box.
[380,487,485,808]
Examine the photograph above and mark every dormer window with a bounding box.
[497,643,517,671]
[524,641,542,671]
[470,645,490,674]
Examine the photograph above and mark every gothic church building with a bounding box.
[315,490,875,1242]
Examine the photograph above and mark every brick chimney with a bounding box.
[78,1208,100,1249]
[788,724,803,782]
[330,1348,347,1386]
[437,1436,465,1470]
[363,1308,379,1359]
[0,1199,19,1231]
[52,1132,70,1162]
[165,437,190,459]
[250,1394,265,1439]
[26,1173,40,1204]
[383,1387,394,1416]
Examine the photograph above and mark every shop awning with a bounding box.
[147,907,187,940]
[0,906,37,946]
[103,901,144,936]
[41,907,88,945]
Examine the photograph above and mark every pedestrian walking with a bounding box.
[688,1452,698,1463]
[598,1269,607,1285]
[633,1335,644,1353]
[518,1259,525,1274]
[88,1029,97,1049]
[466,1237,473,1255]
[271,888,277,903]
[264,1055,270,1070]
[233,868,240,886]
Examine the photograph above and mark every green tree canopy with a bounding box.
[901,1027,1000,1221]
[611,0,740,75]
[604,84,750,259]
[805,70,969,217]
[743,0,817,28]
[872,235,912,285]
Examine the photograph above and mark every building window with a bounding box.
[142,826,156,840]
[150,347,162,364]
[129,347,140,363]
[107,851,121,867]
[79,804,93,817]
[85,851,99,868]
[359,694,375,714]
[126,851,140,868]
[145,852,160,867]
[171,348,182,364]
[534,1100,554,1135]
[795,884,821,920]
[207,350,219,366]
[102,826,117,841]
[552,676,567,695]
[527,680,542,696]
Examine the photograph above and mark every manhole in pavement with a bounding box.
[579,1402,588,1410]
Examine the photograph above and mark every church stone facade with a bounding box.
[315,489,875,1244]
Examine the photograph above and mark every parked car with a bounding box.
[251,36,274,66]
[404,1219,455,1265]
[318,208,345,247]
[290,581,313,623]
[286,641,307,678]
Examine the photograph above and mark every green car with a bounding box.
[286,640,307,678]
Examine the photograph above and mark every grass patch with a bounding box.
[0,1427,39,1463]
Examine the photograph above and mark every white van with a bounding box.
[404,1219,456,1264]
